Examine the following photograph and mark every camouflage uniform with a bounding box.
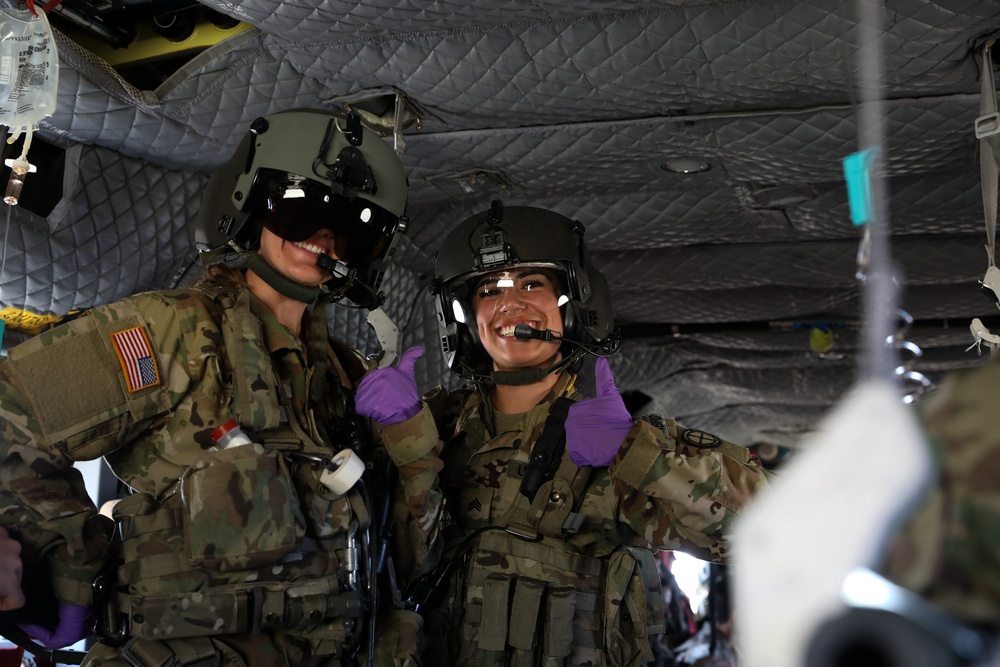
[380,363,771,667]
[0,270,436,666]
[879,359,1000,626]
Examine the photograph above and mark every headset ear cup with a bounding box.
[461,325,493,376]
[562,301,580,342]
[237,218,264,253]
[461,311,495,376]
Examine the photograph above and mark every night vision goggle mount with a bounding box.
[475,200,517,270]
[314,111,378,202]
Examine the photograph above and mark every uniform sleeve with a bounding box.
[608,418,772,562]
[879,362,1000,623]
[376,387,447,581]
[0,291,205,603]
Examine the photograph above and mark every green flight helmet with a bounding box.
[196,108,408,307]
[431,201,616,380]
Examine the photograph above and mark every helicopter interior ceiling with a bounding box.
[3,0,1000,460]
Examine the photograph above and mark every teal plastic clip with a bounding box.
[0,318,5,349]
[842,147,880,226]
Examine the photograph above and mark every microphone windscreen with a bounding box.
[514,323,537,340]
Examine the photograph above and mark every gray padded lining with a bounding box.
[2,0,998,446]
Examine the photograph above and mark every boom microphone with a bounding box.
[514,323,623,356]
[514,323,562,342]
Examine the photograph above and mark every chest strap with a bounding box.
[519,396,574,502]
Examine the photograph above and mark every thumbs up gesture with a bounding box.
[355,346,425,425]
[565,357,634,467]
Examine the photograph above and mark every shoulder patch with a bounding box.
[110,326,160,392]
[680,428,721,448]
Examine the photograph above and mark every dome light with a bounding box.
[661,158,711,174]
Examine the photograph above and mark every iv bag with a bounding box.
[0,7,58,133]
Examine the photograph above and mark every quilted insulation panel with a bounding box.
[2,0,999,447]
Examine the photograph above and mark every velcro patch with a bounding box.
[110,326,160,392]
[681,428,721,448]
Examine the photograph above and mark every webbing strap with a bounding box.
[123,637,174,667]
[475,532,604,577]
[973,41,1000,356]
[463,595,602,651]
[465,589,598,616]
[517,396,574,502]
[122,636,220,667]
[121,578,361,640]
[979,42,1000,268]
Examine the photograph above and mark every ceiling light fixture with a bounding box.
[661,158,711,174]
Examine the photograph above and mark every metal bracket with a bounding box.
[366,307,400,368]
[976,112,1000,139]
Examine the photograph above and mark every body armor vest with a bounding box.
[99,283,372,666]
[431,385,665,667]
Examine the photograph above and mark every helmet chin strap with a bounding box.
[245,251,327,303]
[489,348,583,386]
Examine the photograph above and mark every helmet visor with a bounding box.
[257,173,397,268]
[450,264,569,323]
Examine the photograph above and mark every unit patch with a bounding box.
[111,326,160,392]
[680,428,721,448]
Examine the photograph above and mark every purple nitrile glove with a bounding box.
[355,346,425,425]
[565,356,634,467]
[20,602,92,649]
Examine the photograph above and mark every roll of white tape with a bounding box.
[319,449,365,495]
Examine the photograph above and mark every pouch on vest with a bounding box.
[182,446,306,570]
[604,547,665,667]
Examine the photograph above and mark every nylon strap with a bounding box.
[979,42,1000,268]
[973,41,1000,356]
[475,532,604,577]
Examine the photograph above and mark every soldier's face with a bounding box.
[472,268,564,371]
[257,226,339,286]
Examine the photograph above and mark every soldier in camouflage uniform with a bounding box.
[878,358,1000,628]
[367,203,772,666]
[0,109,439,666]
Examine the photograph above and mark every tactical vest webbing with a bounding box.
[451,531,664,667]
[104,284,369,663]
[436,387,666,667]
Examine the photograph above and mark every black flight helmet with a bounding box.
[431,201,616,380]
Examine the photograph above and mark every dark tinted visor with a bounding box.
[257,174,397,267]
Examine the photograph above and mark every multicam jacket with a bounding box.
[379,359,772,667]
[0,274,436,666]
[879,358,1000,626]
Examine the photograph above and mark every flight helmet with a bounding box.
[431,201,616,380]
[196,108,407,307]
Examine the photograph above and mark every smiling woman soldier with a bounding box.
[0,109,439,667]
[355,201,772,667]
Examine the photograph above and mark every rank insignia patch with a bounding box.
[111,326,160,392]
[681,428,721,448]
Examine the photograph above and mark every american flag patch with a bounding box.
[110,326,160,392]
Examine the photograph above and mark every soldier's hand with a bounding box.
[20,602,92,648]
[566,357,634,467]
[0,526,24,611]
[355,346,424,425]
